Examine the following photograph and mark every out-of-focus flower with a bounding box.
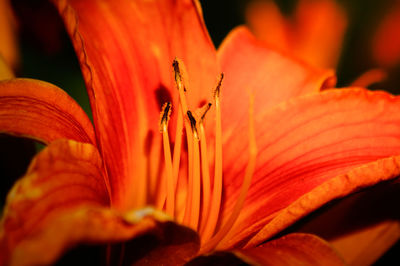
[0,0,19,69]
[372,0,400,68]
[0,0,400,265]
[245,0,347,69]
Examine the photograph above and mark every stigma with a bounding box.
[157,58,257,252]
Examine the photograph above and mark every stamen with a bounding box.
[172,59,187,92]
[213,73,224,99]
[172,58,190,113]
[201,73,224,241]
[199,103,212,233]
[160,102,174,217]
[201,103,212,121]
[201,93,257,253]
[159,102,172,132]
[190,113,201,230]
[187,110,199,140]
[173,58,194,224]
[182,111,201,230]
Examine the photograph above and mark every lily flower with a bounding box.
[1,0,400,265]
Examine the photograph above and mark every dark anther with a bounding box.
[201,103,212,121]
[160,102,172,132]
[172,58,186,92]
[161,102,172,125]
[214,73,224,98]
[187,110,197,133]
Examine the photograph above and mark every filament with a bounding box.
[199,120,211,232]
[173,58,194,225]
[190,127,201,230]
[172,105,183,195]
[159,102,174,216]
[201,93,257,253]
[201,73,224,241]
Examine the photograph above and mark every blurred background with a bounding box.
[1,0,400,263]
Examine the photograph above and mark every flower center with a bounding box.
[158,58,257,252]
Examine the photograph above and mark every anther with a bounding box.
[160,102,175,217]
[187,110,199,140]
[160,102,172,132]
[213,73,224,99]
[173,58,186,92]
[200,103,212,122]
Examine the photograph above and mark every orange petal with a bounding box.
[218,26,336,135]
[0,139,111,264]
[246,158,400,249]
[293,0,347,68]
[0,138,198,265]
[4,207,176,266]
[372,1,400,68]
[235,233,345,265]
[0,0,18,69]
[0,78,95,144]
[218,88,400,249]
[53,0,219,210]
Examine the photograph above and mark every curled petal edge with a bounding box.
[245,156,400,248]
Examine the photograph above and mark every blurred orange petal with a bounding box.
[351,68,388,87]
[372,1,400,68]
[294,0,347,69]
[0,54,14,79]
[246,0,347,68]
[245,0,289,51]
[0,0,18,69]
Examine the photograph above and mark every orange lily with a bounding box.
[245,0,347,69]
[1,0,400,265]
